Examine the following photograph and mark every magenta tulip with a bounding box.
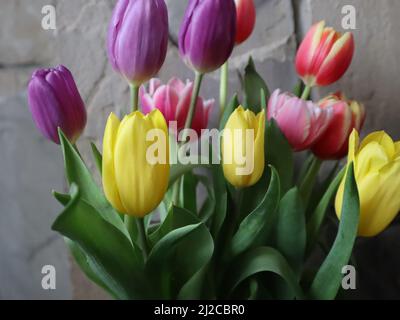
[28,65,87,144]
[179,0,236,73]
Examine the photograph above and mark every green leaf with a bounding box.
[299,156,322,207]
[275,188,306,274]
[219,94,239,130]
[52,190,71,206]
[175,225,214,299]
[297,153,314,184]
[52,184,147,299]
[210,165,228,238]
[225,247,304,299]
[149,205,196,246]
[265,119,294,193]
[90,142,102,175]
[177,265,210,300]
[65,238,116,298]
[260,89,267,110]
[306,167,345,254]
[147,206,214,299]
[146,223,201,297]
[58,129,128,239]
[181,172,198,214]
[308,163,359,300]
[229,167,280,257]
[197,174,216,223]
[243,57,270,113]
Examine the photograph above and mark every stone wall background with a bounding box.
[0,0,399,299]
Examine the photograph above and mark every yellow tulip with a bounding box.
[102,110,169,217]
[222,106,265,187]
[335,130,400,237]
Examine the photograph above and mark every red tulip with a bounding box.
[295,21,355,87]
[235,0,256,45]
[312,93,366,159]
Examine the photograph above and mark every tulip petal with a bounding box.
[222,107,265,187]
[316,32,355,86]
[348,129,359,163]
[312,101,352,159]
[394,142,400,158]
[248,110,266,186]
[102,113,126,214]
[359,131,395,160]
[356,142,389,179]
[153,85,179,123]
[235,0,256,45]
[295,21,325,85]
[358,161,400,236]
[114,111,169,217]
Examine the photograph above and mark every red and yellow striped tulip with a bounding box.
[295,21,355,87]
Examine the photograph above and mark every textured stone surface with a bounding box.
[0,94,71,299]
[1,0,400,299]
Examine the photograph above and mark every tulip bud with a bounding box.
[335,130,400,237]
[27,65,87,145]
[235,0,256,45]
[267,89,332,151]
[102,110,170,217]
[222,106,265,188]
[107,0,169,86]
[140,78,214,135]
[312,93,366,159]
[295,21,355,87]
[179,0,236,73]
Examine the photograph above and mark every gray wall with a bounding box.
[1,0,399,299]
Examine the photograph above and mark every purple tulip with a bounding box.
[28,65,87,144]
[107,0,169,85]
[179,0,237,73]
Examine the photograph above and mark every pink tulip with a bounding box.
[295,21,355,87]
[140,78,214,134]
[312,93,366,159]
[267,89,333,151]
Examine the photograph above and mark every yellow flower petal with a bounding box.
[113,111,169,217]
[359,131,395,160]
[356,141,389,177]
[222,107,265,188]
[102,113,126,214]
[358,161,400,236]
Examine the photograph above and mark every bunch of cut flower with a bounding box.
[27,0,400,300]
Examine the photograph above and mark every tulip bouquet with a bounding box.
[27,0,400,300]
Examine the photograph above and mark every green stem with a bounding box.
[184,72,204,130]
[130,84,140,112]
[171,72,204,208]
[219,61,229,115]
[224,188,243,256]
[300,156,322,208]
[125,216,136,241]
[300,85,312,100]
[171,178,181,206]
[136,217,149,260]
